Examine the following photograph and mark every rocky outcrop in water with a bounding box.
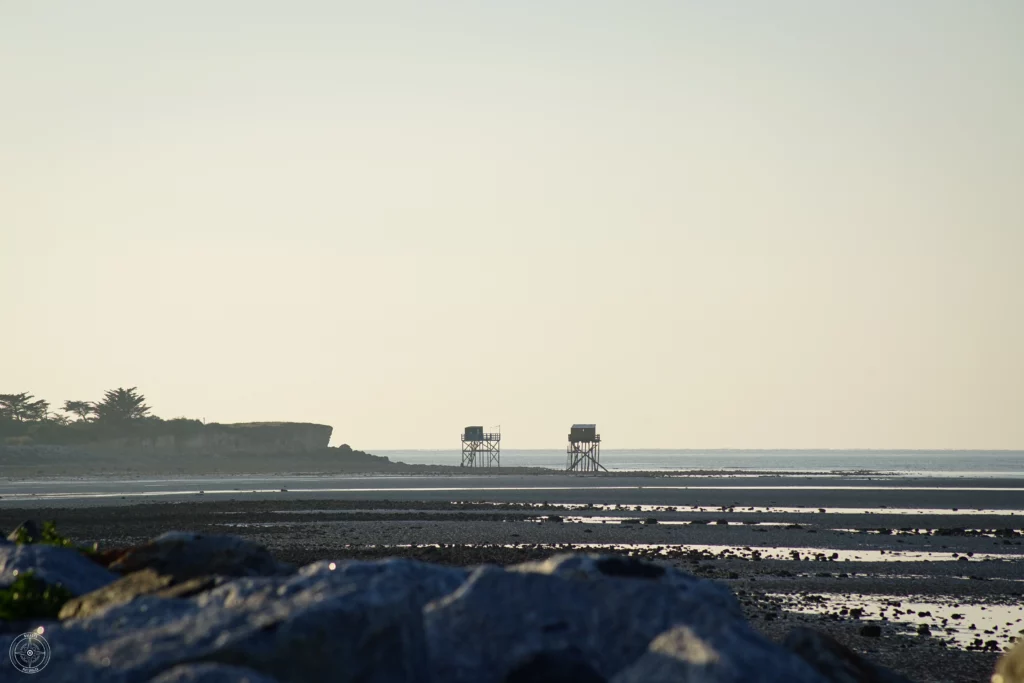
[0,529,988,683]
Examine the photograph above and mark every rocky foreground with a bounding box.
[1,523,1021,683]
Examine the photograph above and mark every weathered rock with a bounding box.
[859,624,882,638]
[298,557,468,606]
[994,638,1024,683]
[783,627,916,683]
[59,568,173,619]
[510,553,743,619]
[503,651,606,683]
[156,575,221,599]
[0,543,118,596]
[612,625,825,683]
[424,554,805,683]
[0,541,919,683]
[91,547,133,567]
[0,557,460,683]
[149,664,281,683]
[192,557,467,613]
[108,532,293,580]
[6,519,43,543]
[59,568,223,620]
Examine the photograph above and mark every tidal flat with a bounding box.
[1,473,1021,682]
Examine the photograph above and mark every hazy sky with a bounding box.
[2,1,1022,450]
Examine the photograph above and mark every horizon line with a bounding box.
[360,447,1024,453]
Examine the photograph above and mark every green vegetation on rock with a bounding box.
[14,520,79,549]
[11,520,101,559]
[0,571,75,621]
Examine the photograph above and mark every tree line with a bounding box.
[0,387,152,426]
[0,388,210,445]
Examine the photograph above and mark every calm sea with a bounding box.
[371,449,1024,478]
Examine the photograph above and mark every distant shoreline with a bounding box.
[372,448,1024,453]
[3,461,1022,483]
[0,469,900,483]
[2,442,1022,481]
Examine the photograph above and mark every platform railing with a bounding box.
[462,433,502,442]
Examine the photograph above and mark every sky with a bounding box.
[2,1,1022,450]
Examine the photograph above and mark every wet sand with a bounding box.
[1,473,1021,682]
[3,473,1024,509]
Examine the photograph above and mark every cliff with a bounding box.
[89,422,333,456]
[0,422,353,478]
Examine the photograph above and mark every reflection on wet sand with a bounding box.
[767,592,1023,651]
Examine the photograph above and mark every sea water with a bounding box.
[371,449,1024,477]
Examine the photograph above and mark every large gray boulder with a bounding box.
[0,557,462,683]
[59,569,224,620]
[108,532,293,580]
[511,554,743,619]
[782,627,917,683]
[60,532,304,620]
[611,625,826,683]
[0,536,920,683]
[148,664,281,683]
[423,553,808,683]
[299,557,468,605]
[193,557,466,612]
[0,543,118,596]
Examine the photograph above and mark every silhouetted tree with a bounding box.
[28,400,48,421]
[47,412,71,426]
[62,400,96,422]
[0,393,49,422]
[0,394,29,420]
[95,387,151,422]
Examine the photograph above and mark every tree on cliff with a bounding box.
[95,387,152,422]
[0,393,49,422]
[62,400,97,422]
[46,412,71,426]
